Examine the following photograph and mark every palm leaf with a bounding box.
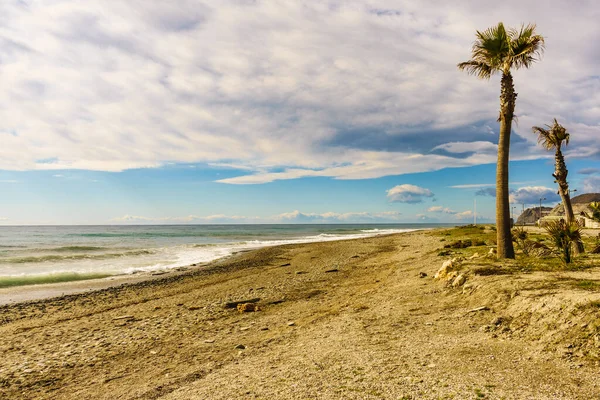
[458,22,543,80]
[531,126,556,150]
[509,24,545,70]
[532,118,570,151]
[457,60,493,79]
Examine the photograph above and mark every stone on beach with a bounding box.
[452,274,467,287]
[237,303,260,313]
[434,259,454,280]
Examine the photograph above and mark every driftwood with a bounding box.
[224,298,261,309]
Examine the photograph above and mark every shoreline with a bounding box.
[3,227,599,399]
[0,230,422,306]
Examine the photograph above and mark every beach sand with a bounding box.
[1,229,599,399]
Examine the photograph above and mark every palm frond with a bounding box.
[457,60,493,79]
[458,22,543,79]
[551,119,570,145]
[509,23,545,70]
[544,219,583,264]
[472,23,510,71]
[532,125,556,150]
[532,118,571,150]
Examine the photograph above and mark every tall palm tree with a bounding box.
[458,23,544,259]
[532,119,583,254]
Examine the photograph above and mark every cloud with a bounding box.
[274,210,402,223]
[578,168,600,175]
[509,186,560,205]
[583,176,600,193]
[0,180,18,183]
[475,187,497,197]
[454,210,473,219]
[431,141,497,155]
[1,1,599,181]
[450,183,494,189]
[111,210,403,224]
[0,217,8,221]
[386,184,434,204]
[427,206,456,214]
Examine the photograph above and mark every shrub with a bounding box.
[544,220,583,264]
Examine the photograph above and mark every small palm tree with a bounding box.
[585,202,600,222]
[544,219,583,264]
[458,23,545,259]
[511,226,531,255]
[532,119,582,254]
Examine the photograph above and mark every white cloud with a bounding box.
[583,177,600,193]
[111,210,402,224]
[432,141,497,154]
[386,184,434,204]
[0,180,18,183]
[0,1,599,182]
[0,217,8,221]
[454,210,475,220]
[274,210,402,223]
[509,186,560,205]
[427,206,456,214]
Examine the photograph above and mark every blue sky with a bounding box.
[1,0,599,224]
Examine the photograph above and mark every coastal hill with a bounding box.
[516,206,552,225]
[549,192,600,216]
[516,192,600,225]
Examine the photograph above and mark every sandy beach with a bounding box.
[1,227,600,399]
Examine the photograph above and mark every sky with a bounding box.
[1,0,599,225]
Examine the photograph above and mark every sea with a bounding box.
[0,224,455,288]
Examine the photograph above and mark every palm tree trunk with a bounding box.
[496,72,516,259]
[554,148,583,254]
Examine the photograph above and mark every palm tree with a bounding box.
[585,202,600,222]
[544,219,583,265]
[531,118,582,240]
[458,23,544,259]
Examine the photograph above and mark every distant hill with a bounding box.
[549,193,600,216]
[571,193,600,204]
[516,207,552,225]
[515,193,600,224]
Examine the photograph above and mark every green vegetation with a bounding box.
[544,220,584,264]
[435,226,598,273]
[458,22,544,260]
[511,226,531,255]
[585,202,600,223]
[571,280,600,291]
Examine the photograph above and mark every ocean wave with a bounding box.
[1,249,154,264]
[49,246,107,252]
[360,228,412,234]
[0,272,113,288]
